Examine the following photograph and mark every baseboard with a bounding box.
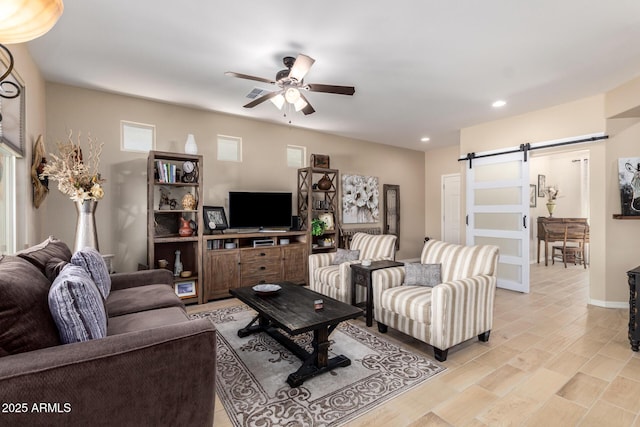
[588,299,628,309]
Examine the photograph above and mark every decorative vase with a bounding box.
[74,199,99,252]
[178,217,193,237]
[181,192,196,210]
[317,174,332,191]
[546,201,556,217]
[184,133,198,155]
[174,250,183,276]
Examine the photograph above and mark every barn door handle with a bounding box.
[523,215,527,229]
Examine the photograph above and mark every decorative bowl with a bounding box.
[180,271,192,278]
[252,284,281,296]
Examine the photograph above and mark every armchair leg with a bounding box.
[377,322,388,333]
[478,331,491,342]
[433,347,448,362]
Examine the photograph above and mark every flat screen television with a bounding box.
[228,191,293,230]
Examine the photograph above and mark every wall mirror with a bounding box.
[383,184,400,250]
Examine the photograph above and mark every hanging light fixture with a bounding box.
[0,0,64,44]
[0,0,64,99]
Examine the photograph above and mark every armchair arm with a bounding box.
[110,268,174,291]
[430,274,496,351]
[371,266,405,309]
[0,318,216,426]
[308,253,335,291]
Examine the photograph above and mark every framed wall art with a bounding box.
[537,174,546,197]
[342,174,379,224]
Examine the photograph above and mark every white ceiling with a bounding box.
[25,1,640,151]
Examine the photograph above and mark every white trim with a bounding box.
[588,299,628,309]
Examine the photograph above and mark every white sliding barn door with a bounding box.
[466,152,530,293]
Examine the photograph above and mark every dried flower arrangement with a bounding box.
[39,130,105,202]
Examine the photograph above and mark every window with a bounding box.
[121,121,155,152]
[287,145,306,168]
[217,135,242,162]
[0,147,15,254]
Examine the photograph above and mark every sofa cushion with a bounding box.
[0,255,61,356]
[331,248,360,265]
[16,236,72,275]
[380,285,433,325]
[71,247,111,299]
[49,264,107,344]
[404,263,441,287]
[107,306,189,335]
[106,284,185,318]
[44,257,69,282]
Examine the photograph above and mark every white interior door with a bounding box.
[466,151,530,293]
[442,174,461,244]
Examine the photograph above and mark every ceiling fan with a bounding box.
[225,54,355,115]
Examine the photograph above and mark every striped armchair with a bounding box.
[308,233,397,303]
[372,240,499,362]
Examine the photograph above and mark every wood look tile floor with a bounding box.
[188,263,640,426]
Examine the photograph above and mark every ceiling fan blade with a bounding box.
[299,93,315,115]
[243,91,281,108]
[306,83,355,96]
[225,71,275,85]
[288,54,315,82]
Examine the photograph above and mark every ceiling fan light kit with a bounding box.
[226,53,355,116]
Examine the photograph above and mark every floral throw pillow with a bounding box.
[404,263,442,287]
[331,248,361,265]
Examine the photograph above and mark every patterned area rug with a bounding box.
[190,305,445,427]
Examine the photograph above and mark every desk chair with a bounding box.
[552,225,588,268]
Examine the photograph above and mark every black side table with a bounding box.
[628,266,640,351]
[351,260,404,326]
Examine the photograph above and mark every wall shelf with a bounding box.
[613,215,640,220]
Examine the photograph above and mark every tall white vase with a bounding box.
[74,199,99,252]
[184,133,198,154]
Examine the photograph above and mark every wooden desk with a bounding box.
[537,217,589,266]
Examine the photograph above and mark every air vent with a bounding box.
[246,87,271,99]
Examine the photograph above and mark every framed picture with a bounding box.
[203,206,228,233]
[530,184,537,207]
[311,153,330,169]
[537,175,546,197]
[175,280,197,298]
[318,212,334,230]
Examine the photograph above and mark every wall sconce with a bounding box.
[0,0,64,99]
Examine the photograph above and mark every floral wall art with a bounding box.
[342,174,379,223]
[618,157,640,216]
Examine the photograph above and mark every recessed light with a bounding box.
[492,100,507,108]
[420,137,430,142]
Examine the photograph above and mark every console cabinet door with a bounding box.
[282,245,308,284]
[203,250,240,300]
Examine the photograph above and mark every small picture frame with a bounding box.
[318,212,334,230]
[175,280,197,298]
[537,175,546,197]
[311,154,330,169]
[203,206,228,233]
[530,184,537,208]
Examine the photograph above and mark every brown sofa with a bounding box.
[0,237,216,426]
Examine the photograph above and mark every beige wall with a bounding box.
[41,83,425,271]
[424,145,462,242]
[7,44,47,250]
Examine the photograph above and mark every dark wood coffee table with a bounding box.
[351,260,404,326]
[229,282,363,387]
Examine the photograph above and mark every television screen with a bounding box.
[228,191,292,229]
